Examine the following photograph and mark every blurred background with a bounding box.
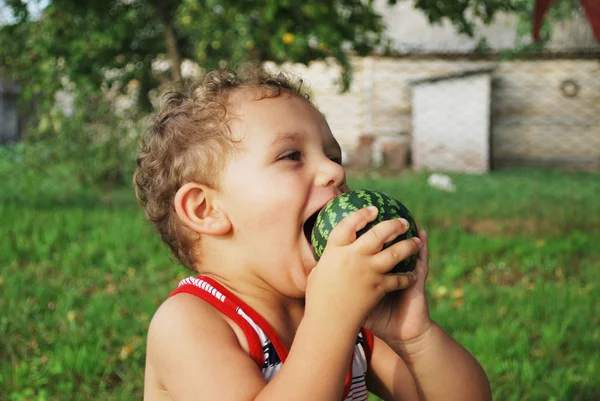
[1,0,599,400]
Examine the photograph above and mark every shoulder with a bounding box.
[145,294,265,400]
[151,292,227,327]
[147,293,235,355]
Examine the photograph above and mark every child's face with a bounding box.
[217,88,347,295]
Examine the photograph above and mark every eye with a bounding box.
[279,150,302,162]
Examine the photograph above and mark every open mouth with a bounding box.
[303,210,320,252]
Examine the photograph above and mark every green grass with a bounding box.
[1,148,599,400]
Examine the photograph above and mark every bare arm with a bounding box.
[145,208,421,401]
[366,229,491,401]
[367,325,492,401]
[394,322,492,401]
[256,308,360,401]
[366,336,420,401]
[145,295,359,401]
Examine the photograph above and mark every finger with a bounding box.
[327,206,378,247]
[417,229,429,264]
[354,218,410,254]
[381,271,418,293]
[371,236,422,273]
[415,229,430,279]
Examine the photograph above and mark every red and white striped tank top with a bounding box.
[170,275,374,401]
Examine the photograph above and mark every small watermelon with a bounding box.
[310,189,419,274]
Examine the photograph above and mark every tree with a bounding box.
[0,0,395,184]
[0,0,568,185]
[1,0,539,113]
[1,0,179,111]
[534,0,600,43]
[0,0,392,112]
[397,0,517,37]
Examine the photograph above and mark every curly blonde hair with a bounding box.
[133,65,308,270]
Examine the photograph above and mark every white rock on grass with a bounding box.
[427,173,456,192]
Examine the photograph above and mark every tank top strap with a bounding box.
[360,327,374,365]
[171,275,372,400]
[170,276,264,368]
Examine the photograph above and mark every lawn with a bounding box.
[1,148,599,400]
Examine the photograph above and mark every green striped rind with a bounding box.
[310,192,362,260]
[310,189,419,273]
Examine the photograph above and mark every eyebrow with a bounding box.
[269,130,342,156]
[269,131,305,148]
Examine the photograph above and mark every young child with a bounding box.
[134,65,492,401]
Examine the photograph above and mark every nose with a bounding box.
[315,157,346,189]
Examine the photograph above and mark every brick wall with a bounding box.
[274,57,600,171]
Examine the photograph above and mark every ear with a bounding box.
[174,182,231,236]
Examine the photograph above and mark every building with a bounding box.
[277,4,600,172]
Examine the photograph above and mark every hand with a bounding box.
[305,207,421,333]
[365,229,433,345]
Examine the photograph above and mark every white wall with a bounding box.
[412,73,492,173]
[274,57,600,171]
[373,0,599,53]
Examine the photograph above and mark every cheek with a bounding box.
[225,171,304,233]
[233,199,292,236]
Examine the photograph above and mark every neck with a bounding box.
[202,270,306,349]
[197,241,307,348]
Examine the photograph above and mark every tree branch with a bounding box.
[151,0,183,87]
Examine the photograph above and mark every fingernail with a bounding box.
[398,218,409,228]
[368,206,378,213]
[413,237,422,247]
